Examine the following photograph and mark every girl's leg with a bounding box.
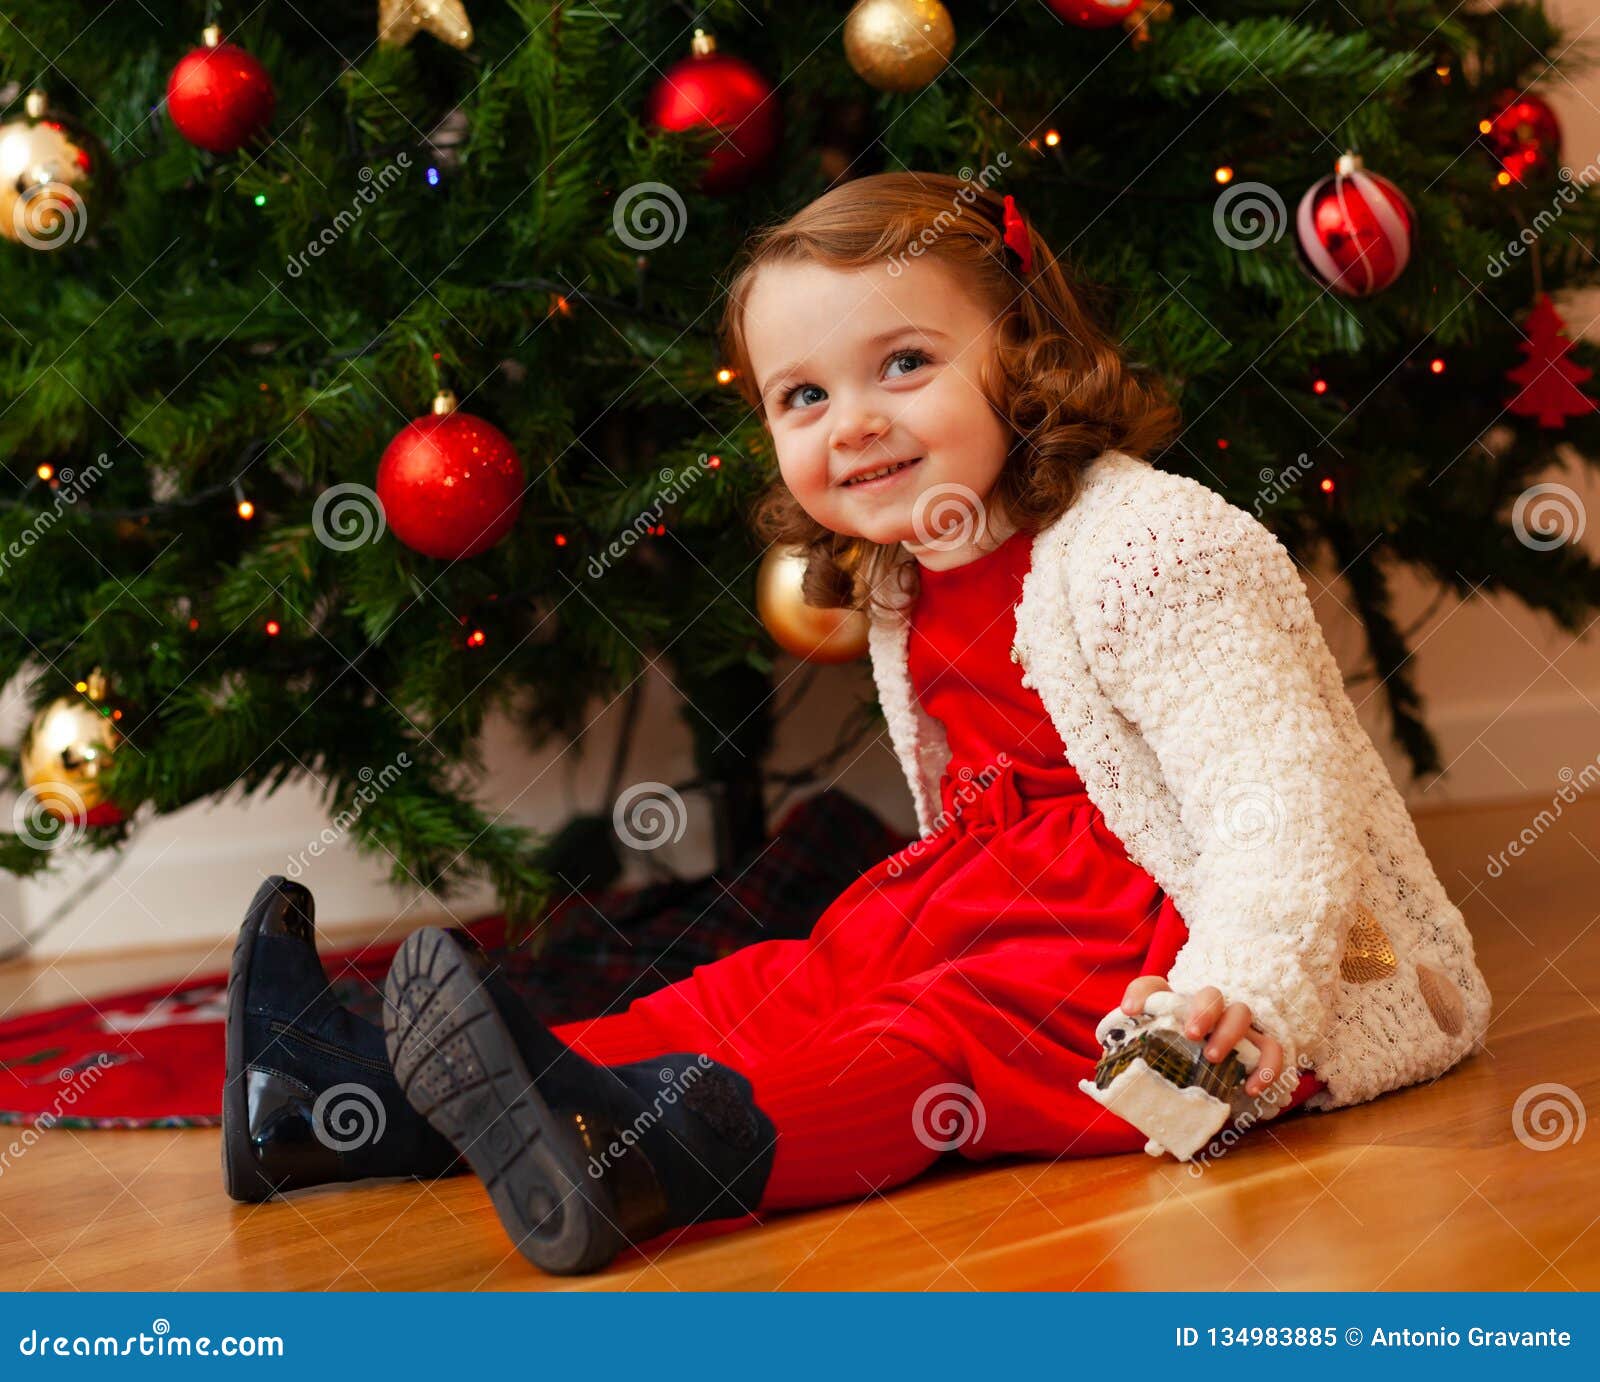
[558,998,964,1213]
[746,1030,962,1212]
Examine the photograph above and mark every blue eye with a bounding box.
[779,348,932,411]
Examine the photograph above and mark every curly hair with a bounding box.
[717,170,1181,622]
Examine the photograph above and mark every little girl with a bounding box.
[222,171,1491,1275]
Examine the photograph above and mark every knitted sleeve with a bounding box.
[1067,488,1363,1081]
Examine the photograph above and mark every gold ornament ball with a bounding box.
[844,0,956,93]
[20,671,123,823]
[756,544,870,664]
[0,90,109,250]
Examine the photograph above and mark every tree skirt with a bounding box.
[0,790,906,1129]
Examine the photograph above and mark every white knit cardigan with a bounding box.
[864,449,1492,1112]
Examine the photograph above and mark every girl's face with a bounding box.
[742,255,1015,570]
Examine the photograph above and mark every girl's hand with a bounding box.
[1118,976,1290,1112]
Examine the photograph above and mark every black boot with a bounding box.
[382,926,777,1275]
[221,876,466,1202]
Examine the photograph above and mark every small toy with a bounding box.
[1076,989,1270,1162]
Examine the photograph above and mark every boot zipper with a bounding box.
[267,1018,393,1074]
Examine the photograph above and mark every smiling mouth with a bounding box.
[841,457,922,488]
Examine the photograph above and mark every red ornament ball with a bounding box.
[645,30,781,194]
[1483,89,1562,185]
[166,29,276,154]
[1046,0,1141,27]
[1295,153,1415,298]
[376,392,526,560]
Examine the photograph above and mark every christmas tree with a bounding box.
[4,1,1600,939]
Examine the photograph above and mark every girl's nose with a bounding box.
[831,407,890,452]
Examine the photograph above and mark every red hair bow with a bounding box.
[1001,194,1034,275]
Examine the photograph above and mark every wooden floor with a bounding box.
[2,794,1597,1291]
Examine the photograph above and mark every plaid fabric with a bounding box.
[0,790,909,1128]
[339,788,908,1025]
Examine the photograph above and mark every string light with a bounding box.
[1216,438,1229,450]
[554,532,568,547]
[264,619,281,636]
[1495,170,1512,187]
[1429,357,1446,374]
[715,367,735,385]
[1312,378,1328,394]
[1044,129,1061,147]
[1320,477,1335,494]
[426,167,440,185]
[233,480,254,520]
[35,462,53,481]
[1214,165,1234,184]
[706,454,721,469]
[253,193,266,206]
[466,629,486,648]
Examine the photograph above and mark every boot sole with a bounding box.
[221,878,291,1203]
[382,927,625,1275]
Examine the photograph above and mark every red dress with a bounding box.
[551,528,1325,1212]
